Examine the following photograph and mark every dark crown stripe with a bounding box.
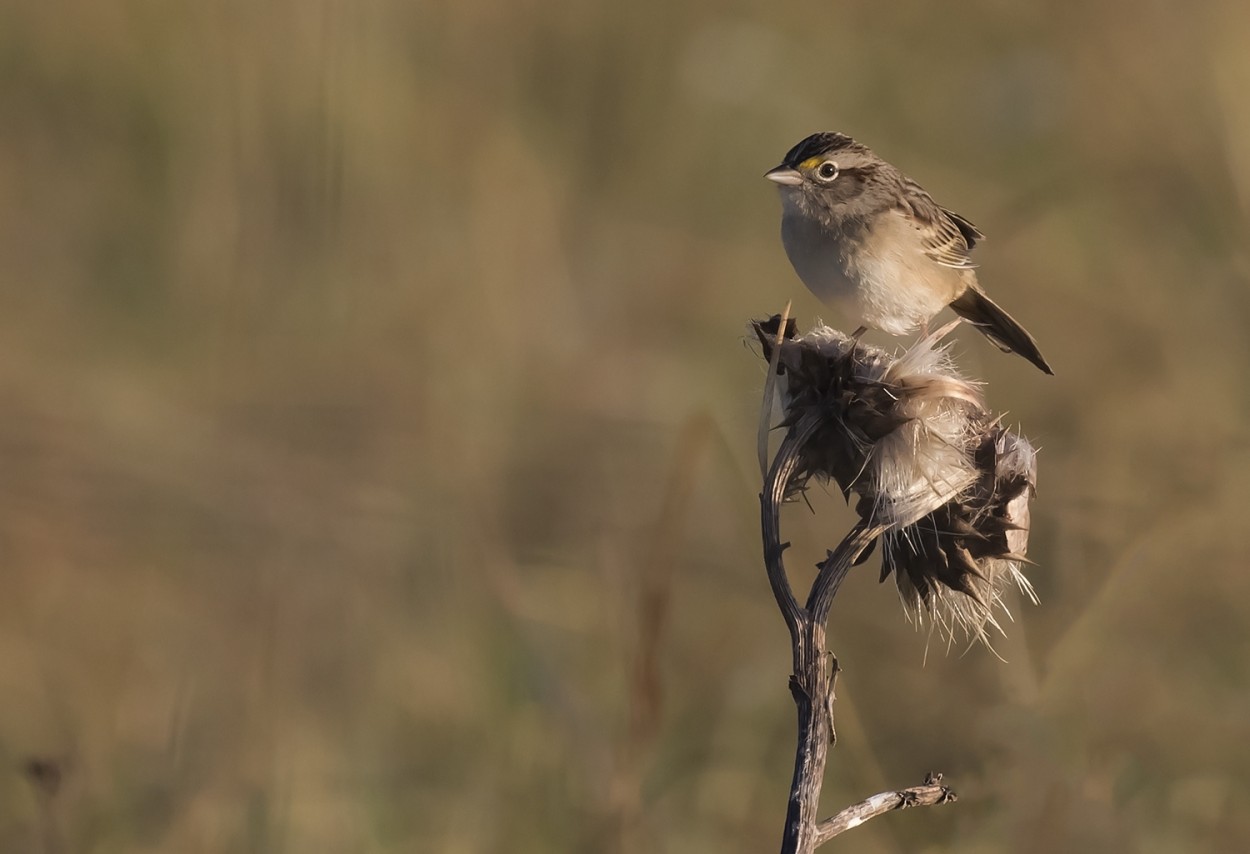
[782,132,864,166]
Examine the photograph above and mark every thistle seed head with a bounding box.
[754,316,1039,642]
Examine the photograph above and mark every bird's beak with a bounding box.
[765,165,802,186]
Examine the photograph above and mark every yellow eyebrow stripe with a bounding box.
[798,156,826,170]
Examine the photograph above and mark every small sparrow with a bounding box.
[766,132,1053,374]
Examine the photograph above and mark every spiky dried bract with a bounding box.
[883,428,1038,644]
[752,316,1038,642]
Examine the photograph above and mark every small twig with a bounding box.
[812,774,958,845]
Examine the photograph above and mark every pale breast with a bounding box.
[781,207,966,335]
[780,208,858,310]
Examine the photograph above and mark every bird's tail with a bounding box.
[949,286,1054,375]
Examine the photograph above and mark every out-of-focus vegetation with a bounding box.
[1,1,1249,851]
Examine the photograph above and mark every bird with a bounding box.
[765,132,1053,374]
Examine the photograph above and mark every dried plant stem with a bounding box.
[761,411,956,852]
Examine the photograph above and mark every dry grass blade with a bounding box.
[758,301,792,481]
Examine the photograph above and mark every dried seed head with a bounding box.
[883,427,1039,644]
[753,316,1039,642]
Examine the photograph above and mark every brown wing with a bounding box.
[899,177,983,270]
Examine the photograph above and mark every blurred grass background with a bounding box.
[1,1,1249,851]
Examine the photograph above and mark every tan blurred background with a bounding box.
[0,1,1249,851]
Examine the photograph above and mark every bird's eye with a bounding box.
[816,161,839,181]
